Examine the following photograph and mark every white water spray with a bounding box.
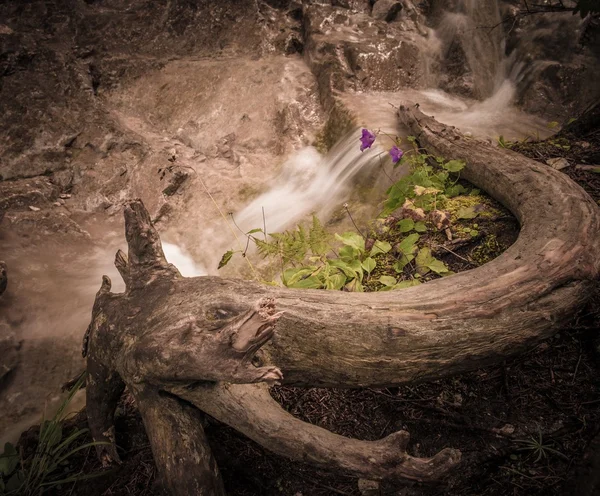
[233,129,385,235]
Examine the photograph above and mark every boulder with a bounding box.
[372,0,403,22]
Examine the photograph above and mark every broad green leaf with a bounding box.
[218,250,235,269]
[393,254,414,273]
[370,240,392,257]
[283,267,316,286]
[397,218,414,233]
[335,232,365,253]
[246,228,263,234]
[397,233,420,255]
[445,184,467,198]
[443,159,466,172]
[288,276,323,289]
[428,258,450,274]
[361,257,376,274]
[347,259,364,281]
[414,221,427,233]
[338,245,358,261]
[457,206,478,219]
[345,278,364,292]
[379,275,397,287]
[394,279,422,289]
[416,247,434,275]
[328,258,357,276]
[326,273,347,291]
[470,188,481,196]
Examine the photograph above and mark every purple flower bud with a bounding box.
[359,128,376,151]
[389,145,404,163]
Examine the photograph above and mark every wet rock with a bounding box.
[546,157,570,170]
[0,177,59,212]
[162,170,190,196]
[372,0,403,22]
[304,3,429,100]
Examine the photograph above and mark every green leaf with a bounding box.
[325,273,347,291]
[379,275,397,287]
[0,443,19,477]
[457,206,478,219]
[338,245,358,261]
[445,184,467,198]
[283,267,316,286]
[218,250,235,269]
[287,276,323,289]
[443,159,466,172]
[394,279,422,289]
[397,233,420,255]
[470,188,480,196]
[328,259,357,279]
[370,240,392,257]
[361,257,376,274]
[416,247,433,275]
[344,278,364,292]
[416,247,450,275]
[397,218,414,233]
[335,232,365,253]
[428,258,449,274]
[393,254,414,273]
[470,229,479,237]
[347,259,364,281]
[246,228,263,235]
[414,221,427,233]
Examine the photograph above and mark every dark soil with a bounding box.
[14,139,600,496]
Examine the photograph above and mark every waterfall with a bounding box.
[436,0,506,99]
[232,129,385,235]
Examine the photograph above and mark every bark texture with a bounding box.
[84,106,600,495]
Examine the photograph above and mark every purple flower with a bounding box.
[359,128,376,151]
[389,145,403,163]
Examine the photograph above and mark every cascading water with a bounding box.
[436,0,507,99]
[232,129,384,236]
[227,0,550,252]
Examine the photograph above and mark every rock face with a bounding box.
[372,0,403,22]
[501,2,600,119]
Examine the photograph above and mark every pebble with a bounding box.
[546,157,569,170]
[28,206,41,212]
[358,479,380,496]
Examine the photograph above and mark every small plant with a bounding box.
[514,429,568,463]
[219,129,489,291]
[0,373,110,495]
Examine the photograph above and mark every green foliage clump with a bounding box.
[0,374,109,495]
[219,136,485,292]
[383,136,472,215]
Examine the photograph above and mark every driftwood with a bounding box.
[84,105,600,495]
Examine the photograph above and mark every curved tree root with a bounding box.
[174,382,460,481]
[83,105,600,494]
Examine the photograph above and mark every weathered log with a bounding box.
[84,105,600,494]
